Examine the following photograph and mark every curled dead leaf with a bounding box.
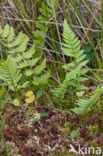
[25,91,35,104]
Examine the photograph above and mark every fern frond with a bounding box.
[0,58,21,91]
[53,19,88,99]
[71,85,103,114]
[0,24,50,97]
[63,20,86,62]
[33,0,58,51]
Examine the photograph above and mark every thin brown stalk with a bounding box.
[0,0,5,27]
[81,8,97,45]
[50,0,66,64]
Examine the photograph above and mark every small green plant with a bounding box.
[70,130,80,138]
[84,43,94,61]
[0,24,50,98]
[53,20,88,99]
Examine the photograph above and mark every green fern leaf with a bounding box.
[22,44,35,59]
[7,26,15,42]
[27,57,41,67]
[33,71,50,86]
[18,61,28,68]
[9,35,29,53]
[34,59,46,75]
[25,69,34,76]
[2,24,9,39]
[0,58,22,91]
[6,32,24,48]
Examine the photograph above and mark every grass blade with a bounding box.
[0,128,10,156]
